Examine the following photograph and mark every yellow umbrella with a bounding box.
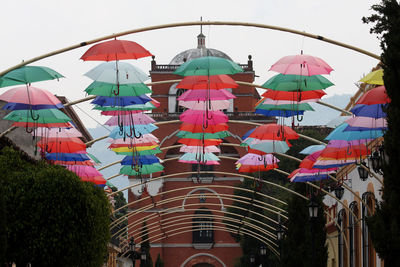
[111,145,159,153]
[359,69,384,85]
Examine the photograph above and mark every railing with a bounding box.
[151,63,253,72]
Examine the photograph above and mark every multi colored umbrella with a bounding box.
[37,137,86,153]
[120,163,164,176]
[3,108,71,124]
[179,122,228,133]
[179,145,220,153]
[179,152,220,165]
[104,113,155,126]
[180,110,229,125]
[247,123,299,141]
[350,104,386,118]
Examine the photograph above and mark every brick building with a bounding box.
[127,32,273,267]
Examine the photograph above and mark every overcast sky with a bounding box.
[1,0,381,128]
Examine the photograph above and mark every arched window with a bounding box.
[175,88,185,113]
[193,208,214,244]
[338,209,347,267]
[349,202,360,267]
[362,192,375,267]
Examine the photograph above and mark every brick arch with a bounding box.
[180,253,226,267]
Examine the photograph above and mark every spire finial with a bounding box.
[200,16,203,34]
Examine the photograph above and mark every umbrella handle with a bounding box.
[264,159,268,168]
[113,83,120,96]
[29,109,40,121]
[346,144,352,155]
[296,113,303,122]
[258,156,263,162]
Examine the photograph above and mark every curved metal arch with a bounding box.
[0,20,379,76]
[182,187,225,210]
[180,253,227,267]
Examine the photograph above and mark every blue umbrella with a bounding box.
[2,102,64,110]
[242,139,290,154]
[344,125,387,132]
[299,145,326,155]
[255,109,305,117]
[312,161,355,169]
[242,128,256,140]
[109,124,158,139]
[325,123,384,141]
[91,95,151,107]
[45,153,90,161]
[121,155,160,165]
[290,173,330,182]
[351,104,387,118]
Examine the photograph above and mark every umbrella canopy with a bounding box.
[85,81,152,97]
[3,108,71,124]
[174,56,244,76]
[108,124,158,138]
[261,74,333,91]
[111,145,159,153]
[319,145,369,160]
[255,102,314,111]
[355,86,390,105]
[236,163,279,173]
[0,86,63,106]
[12,121,72,128]
[177,131,230,140]
[359,69,384,85]
[289,169,331,182]
[32,127,82,138]
[269,54,333,76]
[120,163,164,176]
[179,122,228,133]
[262,89,326,101]
[45,152,90,162]
[259,98,318,105]
[121,155,160,165]
[255,109,305,117]
[178,89,236,101]
[176,74,238,90]
[179,145,220,153]
[80,39,152,61]
[312,158,356,169]
[109,135,159,145]
[178,138,222,146]
[242,140,290,154]
[113,147,162,156]
[236,153,279,166]
[299,145,326,155]
[93,101,156,111]
[37,137,86,153]
[325,123,384,141]
[108,140,158,149]
[180,110,229,125]
[179,100,230,111]
[179,152,220,163]
[104,113,155,126]
[248,123,299,141]
[91,95,151,107]
[0,66,64,87]
[350,104,387,118]
[345,116,387,129]
[2,102,63,111]
[85,61,149,84]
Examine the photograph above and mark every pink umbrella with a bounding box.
[178,100,230,111]
[179,160,220,165]
[104,113,155,126]
[269,54,333,76]
[345,116,387,129]
[179,145,220,153]
[66,165,103,178]
[236,153,279,165]
[180,110,228,125]
[0,86,62,105]
[178,89,236,101]
[109,134,159,145]
[32,127,82,138]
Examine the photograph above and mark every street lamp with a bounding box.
[129,237,147,267]
[357,161,369,181]
[370,150,382,174]
[276,223,285,242]
[308,195,319,219]
[334,185,345,200]
[249,253,255,265]
[260,245,267,256]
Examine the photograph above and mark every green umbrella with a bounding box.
[120,163,164,175]
[174,56,243,76]
[87,153,102,164]
[85,81,152,96]
[93,101,156,111]
[254,103,314,111]
[0,66,64,88]
[3,108,71,123]
[261,74,333,91]
[176,131,230,139]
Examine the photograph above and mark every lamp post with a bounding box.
[129,237,147,267]
[260,245,267,267]
[276,222,284,264]
[308,195,319,266]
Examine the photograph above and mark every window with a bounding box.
[175,89,185,113]
[193,209,214,244]
[191,164,214,178]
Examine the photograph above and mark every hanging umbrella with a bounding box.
[255,109,305,117]
[359,69,384,85]
[12,121,72,128]
[113,147,162,156]
[91,95,152,107]
[174,56,243,76]
[104,113,155,126]
[242,140,290,154]
[109,136,159,146]
[2,102,63,111]
[180,110,229,125]
[120,155,160,165]
[32,127,82,140]
[180,122,228,134]
[247,123,299,141]
[108,124,158,139]
[37,137,86,153]
[179,145,220,153]
[325,123,384,141]
[262,89,326,101]
[93,101,157,111]
[45,152,90,162]
[312,158,356,169]
[319,145,369,159]
[176,74,238,90]
[0,86,63,106]
[176,131,230,140]
[85,81,152,97]
[326,116,352,128]
[289,169,332,182]
[80,39,152,61]
[236,153,279,166]
[355,86,390,105]
[108,140,158,149]
[259,98,318,105]
[179,152,220,164]
[269,54,333,76]
[350,104,387,118]
[236,163,279,173]
[0,66,64,88]
[179,100,230,111]
[111,144,159,153]
[177,89,236,101]
[85,61,149,84]
[345,116,387,130]
[120,163,164,176]
[178,138,222,146]
[299,145,326,155]
[261,74,334,91]
[3,108,71,124]
[255,102,314,112]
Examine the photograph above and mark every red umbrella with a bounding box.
[237,163,278,173]
[176,74,238,90]
[12,122,73,128]
[248,123,299,141]
[0,86,63,106]
[355,85,391,105]
[180,110,229,125]
[178,138,222,146]
[37,137,86,153]
[262,89,326,101]
[319,145,369,160]
[80,39,152,61]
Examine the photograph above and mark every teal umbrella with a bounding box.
[120,163,164,175]
[85,81,152,96]
[3,108,71,123]
[0,66,64,88]
[261,74,333,92]
[176,131,230,139]
[255,103,314,111]
[93,101,156,111]
[174,56,243,76]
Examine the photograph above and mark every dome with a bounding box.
[169,33,232,65]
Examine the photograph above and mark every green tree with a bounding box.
[154,253,164,267]
[0,181,6,266]
[362,1,400,265]
[280,183,327,267]
[140,221,153,267]
[1,146,111,267]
